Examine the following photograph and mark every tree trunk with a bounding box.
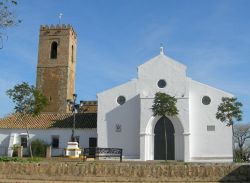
[163,116,167,160]
[26,128,33,158]
[232,124,235,162]
[18,114,32,158]
[22,114,33,158]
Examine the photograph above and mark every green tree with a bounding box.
[0,0,21,48]
[152,92,179,117]
[6,82,48,157]
[152,92,179,160]
[216,97,243,161]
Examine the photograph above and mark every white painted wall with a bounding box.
[137,55,189,161]
[98,54,190,160]
[97,53,234,162]
[0,128,96,156]
[189,79,233,162]
[97,80,140,158]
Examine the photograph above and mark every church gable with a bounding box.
[138,54,187,78]
[137,54,188,98]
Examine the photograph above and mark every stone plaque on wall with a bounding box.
[115,124,122,132]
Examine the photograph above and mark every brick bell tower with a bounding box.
[36,24,77,113]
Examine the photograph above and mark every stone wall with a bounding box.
[36,24,77,113]
[0,162,249,182]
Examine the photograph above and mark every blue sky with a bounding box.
[0,0,249,122]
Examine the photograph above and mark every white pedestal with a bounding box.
[65,142,82,158]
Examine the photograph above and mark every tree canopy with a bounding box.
[6,82,48,116]
[234,123,250,162]
[0,0,21,48]
[0,0,20,29]
[234,123,250,150]
[7,82,48,157]
[216,97,243,162]
[152,92,179,117]
[216,97,243,127]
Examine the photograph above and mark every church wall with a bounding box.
[137,55,187,100]
[137,55,189,134]
[97,53,234,162]
[189,79,233,162]
[97,80,140,159]
[0,128,96,156]
[135,55,190,161]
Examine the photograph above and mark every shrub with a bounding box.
[0,156,41,163]
[235,148,248,162]
[12,144,20,157]
[31,139,48,157]
[0,156,21,162]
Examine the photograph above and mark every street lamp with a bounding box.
[67,94,84,142]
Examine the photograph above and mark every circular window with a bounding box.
[157,79,167,88]
[202,96,211,105]
[117,96,126,105]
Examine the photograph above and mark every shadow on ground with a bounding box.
[219,164,250,182]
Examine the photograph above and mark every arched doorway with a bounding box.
[154,116,175,160]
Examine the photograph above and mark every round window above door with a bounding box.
[157,79,167,88]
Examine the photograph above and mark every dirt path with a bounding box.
[0,180,241,183]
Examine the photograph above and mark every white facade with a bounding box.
[0,128,97,156]
[97,51,233,162]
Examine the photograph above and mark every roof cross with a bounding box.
[59,13,63,24]
[160,43,164,55]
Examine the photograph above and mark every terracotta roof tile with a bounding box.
[0,113,97,129]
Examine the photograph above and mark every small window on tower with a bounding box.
[71,45,74,63]
[50,41,58,59]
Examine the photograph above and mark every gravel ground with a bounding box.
[0,180,243,183]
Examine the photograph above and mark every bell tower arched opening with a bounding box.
[50,41,58,59]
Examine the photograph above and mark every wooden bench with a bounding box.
[83,147,123,162]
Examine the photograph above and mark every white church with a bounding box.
[97,47,233,162]
[0,25,233,162]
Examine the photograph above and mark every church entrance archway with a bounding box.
[154,116,175,160]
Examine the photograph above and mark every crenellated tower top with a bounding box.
[39,24,77,39]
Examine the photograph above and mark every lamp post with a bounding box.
[67,94,84,142]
